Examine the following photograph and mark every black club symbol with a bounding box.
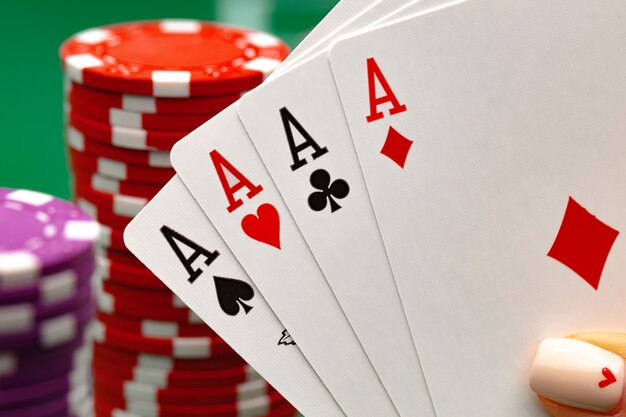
[307,169,350,213]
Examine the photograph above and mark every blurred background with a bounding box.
[0,0,338,199]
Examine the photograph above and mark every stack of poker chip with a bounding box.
[60,20,297,417]
[0,188,99,417]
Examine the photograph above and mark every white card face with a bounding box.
[123,1,381,416]
[329,0,626,415]
[167,2,451,416]
[171,106,398,417]
[235,3,447,415]
[124,176,343,416]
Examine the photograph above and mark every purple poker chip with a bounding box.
[0,326,89,377]
[0,322,92,389]
[0,188,99,288]
[0,255,95,305]
[0,384,90,417]
[0,364,89,408]
[0,278,93,338]
[0,340,91,388]
[0,299,95,350]
[0,323,93,384]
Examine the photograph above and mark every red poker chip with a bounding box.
[98,224,127,252]
[99,247,148,270]
[99,280,185,309]
[94,320,237,359]
[67,82,241,115]
[69,111,186,151]
[92,355,255,388]
[97,288,203,323]
[72,168,162,199]
[94,342,247,372]
[70,148,175,185]
[93,404,298,417]
[68,127,172,168]
[75,183,148,220]
[97,310,217,339]
[93,396,297,417]
[69,95,214,131]
[61,20,289,97]
[94,371,272,405]
[97,256,169,291]
[95,388,288,417]
[76,197,134,230]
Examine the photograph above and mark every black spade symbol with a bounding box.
[213,276,255,316]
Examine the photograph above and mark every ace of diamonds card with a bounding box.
[329,0,626,415]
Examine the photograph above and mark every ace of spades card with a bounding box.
[329,0,626,415]
[124,176,344,416]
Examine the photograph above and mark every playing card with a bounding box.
[123,1,383,416]
[169,1,442,414]
[172,106,399,416]
[329,0,626,415]
[235,2,452,416]
[124,176,343,416]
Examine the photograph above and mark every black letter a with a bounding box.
[280,107,328,171]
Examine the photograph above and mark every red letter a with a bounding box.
[210,150,263,213]
[365,57,407,123]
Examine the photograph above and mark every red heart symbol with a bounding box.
[599,367,617,388]
[241,203,281,249]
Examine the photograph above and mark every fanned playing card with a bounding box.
[234,2,452,415]
[124,177,343,416]
[126,0,451,416]
[329,0,626,415]
[168,1,449,415]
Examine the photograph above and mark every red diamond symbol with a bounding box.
[380,126,413,169]
[547,197,619,290]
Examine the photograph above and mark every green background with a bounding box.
[0,0,337,200]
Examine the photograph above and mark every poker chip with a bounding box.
[73,169,162,199]
[60,20,289,97]
[96,290,203,323]
[94,373,271,405]
[0,256,94,305]
[96,257,170,291]
[75,184,148,219]
[60,21,294,416]
[97,224,127,252]
[94,400,298,417]
[0,384,90,417]
[93,342,246,372]
[99,281,186,309]
[0,340,91,388]
[0,365,89,408]
[68,128,172,168]
[0,188,99,285]
[70,111,186,151]
[0,328,92,378]
[0,297,95,350]
[93,358,259,388]
[77,198,135,230]
[0,278,92,336]
[97,311,216,338]
[99,247,152,270]
[69,96,214,131]
[67,81,242,115]
[0,187,98,416]
[70,149,175,184]
[97,389,287,417]
[94,320,237,360]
